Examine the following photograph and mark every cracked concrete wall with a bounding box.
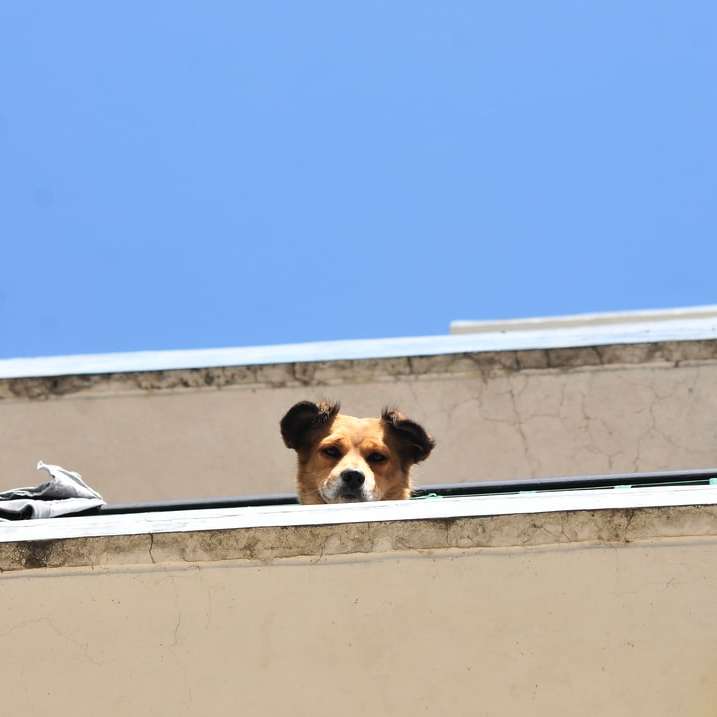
[2,342,717,502]
[1,536,716,716]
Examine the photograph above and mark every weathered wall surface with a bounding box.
[2,340,717,502]
[2,529,716,716]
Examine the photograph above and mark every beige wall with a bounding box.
[2,340,717,502]
[2,534,716,716]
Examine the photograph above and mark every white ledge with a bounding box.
[1,315,717,380]
[1,484,716,544]
[451,304,717,334]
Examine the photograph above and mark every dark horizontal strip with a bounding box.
[411,467,717,497]
[91,467,717,516]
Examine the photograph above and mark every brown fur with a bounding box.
[280,400,435,504]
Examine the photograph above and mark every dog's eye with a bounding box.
[366,452,387,464]
[322,446,342,459]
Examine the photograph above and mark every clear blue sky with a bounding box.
[1,1,715,359]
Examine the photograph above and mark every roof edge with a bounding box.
[2,312,717,380]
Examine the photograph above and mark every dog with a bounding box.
[280,400,435,504]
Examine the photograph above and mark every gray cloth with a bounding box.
[0,461,105,521]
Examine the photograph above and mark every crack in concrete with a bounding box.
[507,379,537,477]
[171,613,182,648]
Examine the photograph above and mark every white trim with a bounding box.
[450,304,717,334]
[1,484,716,544]
[1,315,717,380]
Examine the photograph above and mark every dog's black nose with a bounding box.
[340,469,365,490]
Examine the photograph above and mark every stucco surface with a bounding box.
[1,536,715,716]
[2,342,717,502]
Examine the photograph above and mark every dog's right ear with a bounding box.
[280,400,340,450]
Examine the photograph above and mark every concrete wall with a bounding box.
[2,504,716,716]
[2,339,717,502]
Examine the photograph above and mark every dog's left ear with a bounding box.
[382,408,436,465]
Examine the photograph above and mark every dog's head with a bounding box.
[280,400,435,504]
